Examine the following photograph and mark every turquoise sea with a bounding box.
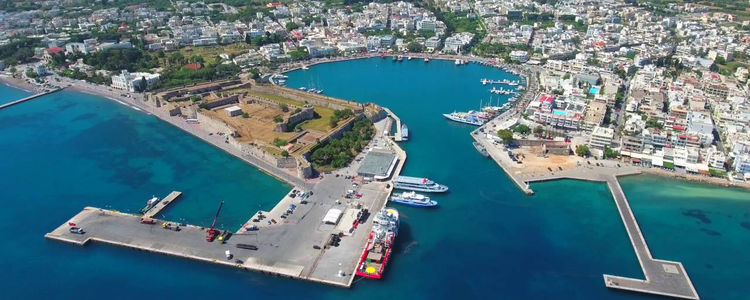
[0,58,748,299]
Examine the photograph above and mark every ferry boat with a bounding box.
[394,176,449,193]
[356,208,400,279]
[442,111,487,126]
[473,141,489,158]
[401,124,409,140]
[390,191,437,207]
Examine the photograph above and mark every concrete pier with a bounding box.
[0,87,64,110]
[382,107,403,142]
[45,114,408,289]
[142,191,182,219]
[521,172,699,299]
[603,176,699,300]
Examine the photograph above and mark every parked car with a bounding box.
[69,227,85,234]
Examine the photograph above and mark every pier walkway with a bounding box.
[142,191,182,219]
[603,175,699,299]
[521,171,699,299]
[382,107,403,141]
[0,87,64,110]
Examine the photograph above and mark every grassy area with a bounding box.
[263,145,284,157]
[299,106,335,132]
[244,90,306,106]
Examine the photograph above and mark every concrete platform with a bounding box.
[44,109,408,289]
[143,191,182,219]
[603,176,699,300]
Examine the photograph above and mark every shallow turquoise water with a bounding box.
[1,82,32,104]
[0,60,748,299]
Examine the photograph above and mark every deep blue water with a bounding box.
[0,59,748,299]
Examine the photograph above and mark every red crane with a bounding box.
[206,201,224,242]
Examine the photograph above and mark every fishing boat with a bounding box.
[401,124,408,141]
[390,191,437,207]
[424,57,430,63]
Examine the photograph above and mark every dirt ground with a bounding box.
[204,102,297,144]
[506,146,583,176]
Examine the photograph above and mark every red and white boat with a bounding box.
[355,208,399,279]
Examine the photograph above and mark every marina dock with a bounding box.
[382,107,403,142]
[142,191,182,219]
[0,87,64,110]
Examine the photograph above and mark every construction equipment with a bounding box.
[206,201,224,242]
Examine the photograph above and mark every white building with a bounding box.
[225,106,243,117]
[111,70,160,92]
[589,126,615,151]
[734,154,750,177]
[510,50,529,63]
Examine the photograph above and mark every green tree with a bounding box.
[286,21,299,31]
[242,112,249,118]
[281,150,290,157]
[273,115,284,123]
[406,42,424,53]
[289,48,309,61]
[497,129,514,144]
[280,104,289,112]
[533,125,544,136]
[576,145,591,157]
[272,138,288,147]
[603,146,619,159]
[513,124,531,135]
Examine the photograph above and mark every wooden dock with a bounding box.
[143,191,182,219]
[0,87,64,110]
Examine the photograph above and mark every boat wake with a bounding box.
[401,240,419,255]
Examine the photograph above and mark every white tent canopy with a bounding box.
[322,209,343,225]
